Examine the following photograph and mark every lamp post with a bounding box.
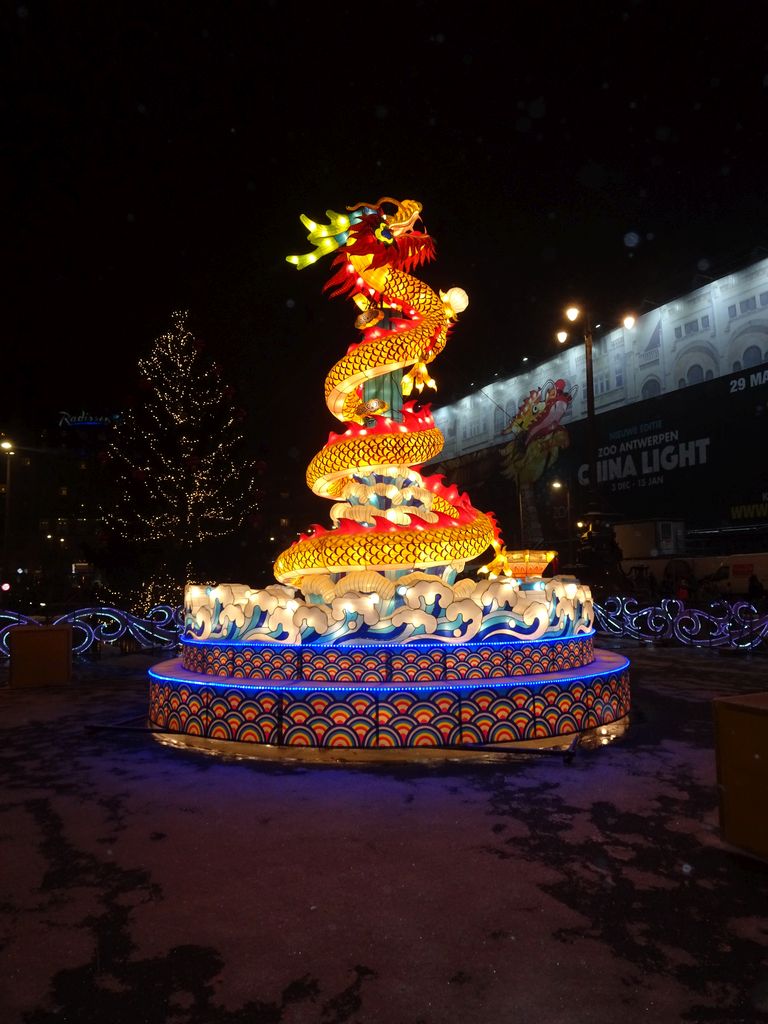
[550,479,573,565]
[557,306,635,513]
[1,439,13,583]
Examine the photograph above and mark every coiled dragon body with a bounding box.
[274,198,510,589]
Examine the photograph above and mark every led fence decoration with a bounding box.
[594,596,768,650]
[148,198,631,752]
[0,605,181,657]
[3,598,764,660]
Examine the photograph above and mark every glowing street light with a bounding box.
[1,438,15,586]
[556,306,635,510]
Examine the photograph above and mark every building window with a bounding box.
[760,291,768,307]
[743,345,763,368]
[740,297,757,314]
[705,369,714,380]
[461,418,485,440]
[728,304,737,319]
[733,361,742,372]
[687,364,704,385]
[678,378,686,388]
[279,516,289,528]
[641,378,661,399]
[684,319,698,336]
[493,408,507,435]
[701,314,710,328]
[595,370,611,395]
[674,326,683,339]
[59,486,68,496]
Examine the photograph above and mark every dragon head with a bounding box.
[503,379,575,445]
[287,197,436,276]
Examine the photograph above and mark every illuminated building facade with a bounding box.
[429,256,768,550]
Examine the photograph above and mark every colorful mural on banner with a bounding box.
[428,360,767,545]
[498,377,576,547]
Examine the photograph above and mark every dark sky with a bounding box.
[5,1,768,458]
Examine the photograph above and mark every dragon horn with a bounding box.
[346,200,383,212]
[345,197,403,214]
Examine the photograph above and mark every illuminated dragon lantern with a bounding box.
[164,198,602,752]
[154,196,612,753]
[274,197,531,601]
[180,200,592,650]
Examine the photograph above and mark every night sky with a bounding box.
[6,1,768,459]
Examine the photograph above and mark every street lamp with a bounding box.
[550,479,573,565]
[1,439,14,584]
[557,306,635,512]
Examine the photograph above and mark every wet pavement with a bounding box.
[1,640,767,1023]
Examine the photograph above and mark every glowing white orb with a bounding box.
[443,287,469,314]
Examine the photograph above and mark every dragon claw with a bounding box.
[402,361,436,396]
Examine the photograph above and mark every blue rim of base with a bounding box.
[150,649,629,694]
[180,629,596,651]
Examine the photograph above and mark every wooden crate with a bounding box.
[8,625,73,687]
[712,690,768,861]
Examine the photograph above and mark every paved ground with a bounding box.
[1,641,767,1024]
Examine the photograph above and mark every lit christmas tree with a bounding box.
[103,310,258,608]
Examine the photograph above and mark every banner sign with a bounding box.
[430,360,768,541]
[568,362,768,526]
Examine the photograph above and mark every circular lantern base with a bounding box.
[148,645,630,756]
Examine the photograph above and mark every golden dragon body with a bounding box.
[274,198,511,589]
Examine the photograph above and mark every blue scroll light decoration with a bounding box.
[593,597,768,651]
[1,599,767,658]
[0,605,183,658]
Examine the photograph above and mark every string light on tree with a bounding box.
[104,310,258,606]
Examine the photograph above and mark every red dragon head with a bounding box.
[286,198,436,298]
[334,197,436,275]
[503,378,576,445]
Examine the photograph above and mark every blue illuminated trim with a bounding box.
[180,631,596,651]
[148,653,628,695]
